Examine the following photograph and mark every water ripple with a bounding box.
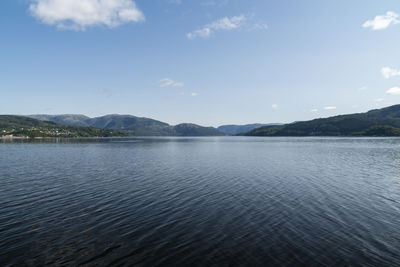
[1,137,400,266]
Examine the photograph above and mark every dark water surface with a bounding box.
[1,137,400,266]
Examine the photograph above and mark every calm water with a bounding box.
[1,137,400,266]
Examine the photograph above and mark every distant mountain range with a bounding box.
[244,105,400,136]
[28,114,225,136]
[217,123,283,135]
[4,105,400,138]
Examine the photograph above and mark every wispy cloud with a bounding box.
[191,92,198,97]
[324,106,337,110]
[271,104,278,109]
[187,15,246,39]
[159,78,184,88]
[29,0,145,31]
[382,67,400,79]
[310,109,318,112]
[374,98,384,102]
[387,87,400,95]
[363,11,399,30]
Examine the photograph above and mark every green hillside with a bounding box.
[244,105,400,137]
[29,114,91,127]
[0,115,128,138]
[29,114,225,136]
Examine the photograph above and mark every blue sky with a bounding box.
[1,0,400,126]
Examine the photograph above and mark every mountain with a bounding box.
[356,125,400,136]
[174,123,224,136]
[0,115,127,138]
[244,105,400,136]
[86,115,173,136]
[29,114,225,136]
[218,123,283,135]
[28,114,91,127]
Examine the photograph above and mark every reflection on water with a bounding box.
[1,137,400,266]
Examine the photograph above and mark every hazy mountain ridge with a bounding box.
[174,123,224,136]
[218,123,283,135]
[28,114,91,127]
[244,105,400,136]
[29,114,225,136]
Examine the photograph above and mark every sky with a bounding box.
[1,0,400,126]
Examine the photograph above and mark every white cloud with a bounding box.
[159,78,184,88]
[357,86,367,92]
[187,15,246,39]
[310,109,318,112]
[382,67,400,79]
[324,106,337,110]
[191,92,198,97]
[374,98,384,102]
[271,104,278,109]
[209,16,246,30]
[387,87,400,95]
[29,0,145,31]
[363,11,399,30]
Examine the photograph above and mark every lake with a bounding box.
[1,137,400,266]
